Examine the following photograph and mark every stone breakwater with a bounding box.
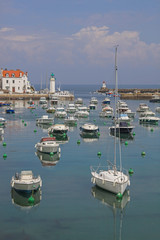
[0,93,74,101]
[98,88,160,99]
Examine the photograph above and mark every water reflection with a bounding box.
[91,186,130,209]
[109,132,134,141]
[139,123,159,131]
[91,186,130,240]
[35,151,60,167]
[11,188,42,209]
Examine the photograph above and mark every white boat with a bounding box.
[36,115,54,124]
[55,107,67,118]
[35,137,61,153]
[137,103,150,112]
[139,116,160,124]
[125,109,136,118]
[155,107,160,113]
[48,124,69,135]
[66,103,77,113]
[80,123,99,138]
[64,116,78,125]
[109,121,134,135]
[89,104,96,110]
[75,98,83,105]
[139,110,155,117]
[46,107,56,113]
[39,97,47,104]
[99,105,113,118]
[102,105,113,112]
[50,96,59,105]
[75,111,89,118]
[149,94,160,103]
[91,46,130,195]
[0,128,4,135]
[118,113,131,123]
[77,106,90,112]
[11,171,42,192]
[0,117,7,125]
[90,97,98,104]
[99,110,113,118]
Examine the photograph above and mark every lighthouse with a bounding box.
[102,81,106,89]
[50,73,55,93]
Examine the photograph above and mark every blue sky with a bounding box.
[0,0,160,86]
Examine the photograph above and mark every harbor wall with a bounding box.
[0,93,74,101]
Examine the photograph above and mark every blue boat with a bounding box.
[6,108,15,114]
[102,97,111,105]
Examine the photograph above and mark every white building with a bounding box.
[0,68,32,93]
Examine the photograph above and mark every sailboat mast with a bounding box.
[114,45,118,173]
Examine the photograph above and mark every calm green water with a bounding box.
[0,90,160,240]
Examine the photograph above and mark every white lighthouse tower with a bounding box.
[50,73,55,93]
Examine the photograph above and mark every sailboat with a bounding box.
[90,46,130,195]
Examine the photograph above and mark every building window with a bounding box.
[6,73,9,77]
[13,80,15,84]
[24,80,25,83]
[6,80,9,83]
[18,87,20,90]
[12,73,15,77]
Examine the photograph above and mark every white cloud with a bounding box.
[0,25,160,67]
[0,27,14,32]
[71,26,160,65]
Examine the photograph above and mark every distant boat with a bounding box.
[90,97,98,105]
[6,108,15,114]
[139,116,160,124]
[55,107,67,118]
[64,116,78,125]
[137,103,150,112]
[149,94,160,103]
[46,107,56,113]
[0,128,4,136]
[109,121,134,135]
[36,115,54,125]
[0,117,7,125]
[39,97,47,104]
[102,97,111,105]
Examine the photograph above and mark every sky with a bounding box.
[0,0,160,87]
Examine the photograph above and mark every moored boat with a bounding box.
[36,115,54,124]
[35,137,60,153]
[11,171,42,192]
[139,116,160,124]
[80,123,99,138]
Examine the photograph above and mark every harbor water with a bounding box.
[0,84,160,240]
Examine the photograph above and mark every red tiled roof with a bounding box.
[2,69,27,78]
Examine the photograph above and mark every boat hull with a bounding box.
[11,177,42,192]
[91,171,129,195]
[35,144,60,153]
